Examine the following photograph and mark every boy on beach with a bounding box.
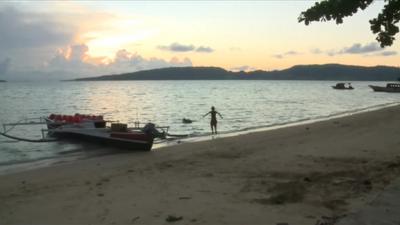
[203,106,223,134]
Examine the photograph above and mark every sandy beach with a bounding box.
[1,105,400,225]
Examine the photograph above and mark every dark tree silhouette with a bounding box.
[298,0,400,47]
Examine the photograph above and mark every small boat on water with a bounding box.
[369,83,400,93]
[1,113,167,151]
[332,83,354,90]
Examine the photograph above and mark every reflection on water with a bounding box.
[0,80,399,171]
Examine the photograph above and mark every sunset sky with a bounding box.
[0,1,399,80]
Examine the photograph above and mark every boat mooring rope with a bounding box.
[0,132,57,143]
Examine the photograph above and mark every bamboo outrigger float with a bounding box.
[1,117,56,142]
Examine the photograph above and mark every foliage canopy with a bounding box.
[298,0,400,47]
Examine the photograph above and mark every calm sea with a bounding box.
[0,80,399,173]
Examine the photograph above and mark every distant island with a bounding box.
[0,80,6,82]
[72,64,400,81]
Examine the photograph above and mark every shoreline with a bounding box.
[155,101,400,148]
[1,104,400,224]
[1,101,399,176]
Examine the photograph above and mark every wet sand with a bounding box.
[1,105,400,225]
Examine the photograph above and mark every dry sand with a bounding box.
[1,105,400,225]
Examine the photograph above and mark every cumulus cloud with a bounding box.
[44,45,192,78]
[0,6,74,50]
[47,44,95,75]
[158,42,214,53]
[0,58,11,75]
[111,49,192,72]
[272,50,300,59]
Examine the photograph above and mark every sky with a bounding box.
[0,0,399,80]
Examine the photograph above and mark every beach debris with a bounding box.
[363,179,372,186]
[363,179,372,190]
[387,161,400,169]
[97,193,104,197]
[303,177,312,182]
[266,181,306,204]
[203,172,214,177]
[182,118,193,124]
[252,198,270,205]
[314,215,343,225]
[166,215,183,222]
[131,216,140,223]
[178,196,191,200]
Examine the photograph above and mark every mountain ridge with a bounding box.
[72,64,400,81]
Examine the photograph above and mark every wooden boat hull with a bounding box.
[369,85,400,93]
[50,129,154,151]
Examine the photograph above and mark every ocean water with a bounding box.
[0,80,399,172]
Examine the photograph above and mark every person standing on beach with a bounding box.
[203,106,223,134]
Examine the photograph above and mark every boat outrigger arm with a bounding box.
[0,117,57,142]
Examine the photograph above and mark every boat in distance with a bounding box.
[332,83,354,90]
[369,83,400,93]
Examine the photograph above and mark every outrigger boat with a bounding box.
[1,113,168,151]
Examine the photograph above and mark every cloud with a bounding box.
[341,42,382,54]
[0,58,11,75]
[272,54,283,59]
[158,42,214,53]
[0,6,74,50]
[111,49,192,72]
[158,43,195,52]
[285,51,299,55]
[272,50,300,59]
[313,42,386,56]
[196,46,214,53]
[311,48,323,54]
[44,45,192,78]
[378,51,397,56]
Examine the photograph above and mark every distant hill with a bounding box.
[72,64,400,81]
[0,80,6,82]
[73,67,232,81]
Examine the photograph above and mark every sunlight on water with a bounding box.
[0,80,399,170]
